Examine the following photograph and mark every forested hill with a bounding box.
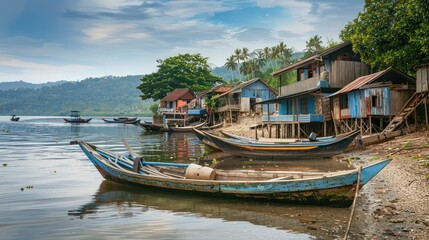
[0,80,67,90]
[0,75,155,116]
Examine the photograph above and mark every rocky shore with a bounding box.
[214,116,429,239]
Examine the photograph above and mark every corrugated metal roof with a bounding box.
[272,41,351,77]
[161,88,194,101]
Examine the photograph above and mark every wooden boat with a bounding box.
[75,140,391,206]
[138,122,170,132]
[199,122,224,130]
[124,119,141,124]
[220,130,337,143]
[192,128,221,150]
[114,117,138,121]
[169,121,206,132]
[10,115,20,122]
[64,111,91,123]
[203,130,360,159]
[102,118,125,123]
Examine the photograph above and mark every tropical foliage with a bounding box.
[340,0,429,74]
[138,54,224,100]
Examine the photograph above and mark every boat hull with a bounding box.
[204,131,360,159]
[78,141,390,207]
[64,118,92,123]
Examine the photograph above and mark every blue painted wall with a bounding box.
[348,91,362,118]
[241,80,277,112]
[364,87,390,116]
[278,96,315,115]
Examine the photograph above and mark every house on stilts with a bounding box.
[328,67,416,135]
[258,41,370,138]
[213,78,278,123]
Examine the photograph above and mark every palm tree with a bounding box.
[271,46,280,68]
[305,35,323,54]
[234,48,242,80]
[263,47,273,69]
[241,47,250,62]
[239,61,252,79]
[224,56,237,81]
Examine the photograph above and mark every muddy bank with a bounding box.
[214,117,429,239]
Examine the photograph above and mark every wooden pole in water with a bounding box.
[344,166,362,240]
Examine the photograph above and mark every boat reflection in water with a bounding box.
[69,181,357,239]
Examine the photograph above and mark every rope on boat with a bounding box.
[344,166,362,240]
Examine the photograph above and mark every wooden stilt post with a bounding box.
[425,96,428,130]
[360,118,363,136]
[255,125,258,139]
[323,121,327,137]
[414,109,417,128]
[369,115,372,135]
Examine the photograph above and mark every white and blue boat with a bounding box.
[75,140,391,207]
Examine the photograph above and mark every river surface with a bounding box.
[0,116,361,240]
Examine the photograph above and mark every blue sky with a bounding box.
[0,0,363,83]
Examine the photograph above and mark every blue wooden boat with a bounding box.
[64,111,92,123]
[203,130,360,159]
[75,140,391,206]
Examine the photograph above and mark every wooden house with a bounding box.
[160,88,195,113]
[328,67,416,134]
[213,78,277,122]
[260,42,370,138]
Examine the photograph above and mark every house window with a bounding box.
[340,95,349,109]
[371,94,383,108]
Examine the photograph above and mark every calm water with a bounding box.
[0,116,360,240]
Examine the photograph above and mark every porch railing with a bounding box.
[262,114,324,123]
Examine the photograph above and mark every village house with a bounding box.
[213,78,278,122]
[260,41,370,138]
[328,67,416,135]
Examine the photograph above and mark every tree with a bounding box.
[137,54,224,100]
[149,103,159,115]
[224,56,237,81]
[340,0,429,74]
[305,35,323,54]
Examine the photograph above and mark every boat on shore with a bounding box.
[64,111,92,123]
[192,128,221,150]
[10,115,20,122]
[75,140,391,207]
[199,122,224,130]
[203,130,360,159]
[138,121,170,132]
[114,117,138,122]
[169,121,206,132]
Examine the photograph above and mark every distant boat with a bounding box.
[124,119,141,124]
[10,115,20,122]
[64,111,92,123]
[75,140,391,207]
[102,118,125,123]
[113,117,137,122]
[203,130,360,159]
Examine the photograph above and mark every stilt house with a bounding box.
[260,42,370,138]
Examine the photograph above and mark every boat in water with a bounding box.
[63,111,92,123]
[10,115,20,122]
[74,140,391,206]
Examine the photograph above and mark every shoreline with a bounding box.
[212,116,429,238]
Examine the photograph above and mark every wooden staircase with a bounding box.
[382,91,429,133]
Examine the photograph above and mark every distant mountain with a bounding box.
[0,80,67,90]
[0,76,155,116]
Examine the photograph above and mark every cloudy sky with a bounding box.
[0,0,363,83]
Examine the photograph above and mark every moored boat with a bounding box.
[64,111,91,123]
[138,121,170,132]
[203,130,360,159]
[10,115,20,122]
[102,118,125,123]
[169,121,206,132]
[192,128,221,150]
[75,140,391,206]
